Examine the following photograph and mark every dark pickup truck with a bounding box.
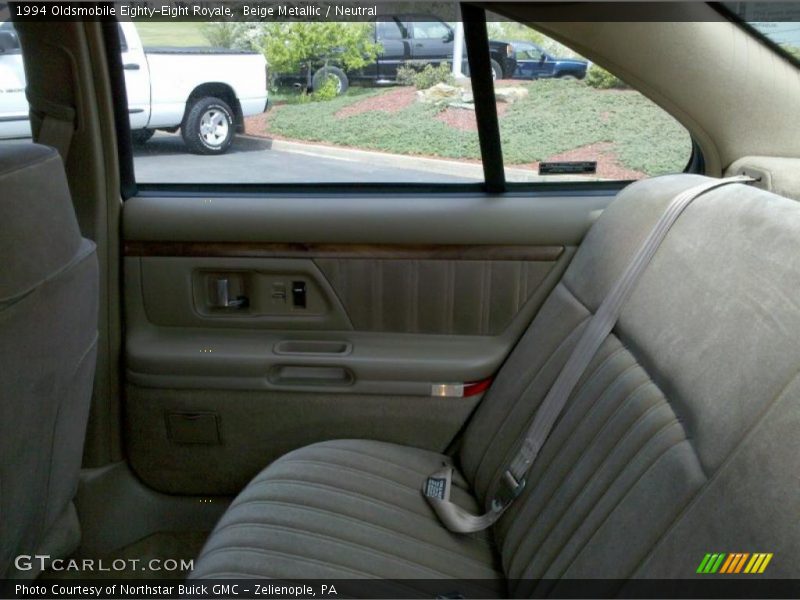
[509,40,589,80]
[276,16,517,94]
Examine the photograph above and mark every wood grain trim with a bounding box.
[124,242,564,262]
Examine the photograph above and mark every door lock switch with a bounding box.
[271,282,287,303]
[292,281,307,309]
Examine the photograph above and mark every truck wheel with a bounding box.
[312,66,349,95]
[558,73,579,80]
[182,97,235,155]
[131,129,154,145]
[490,59,503,81]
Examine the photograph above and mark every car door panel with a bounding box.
[122,191,614,495]
[410,20,453,64]
[118,24,151,129]
[375,19,410,79]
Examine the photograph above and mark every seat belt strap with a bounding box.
[27,91,76,162]
[423,175,753,533]
[38,114,75,161]
[424,466,507,533]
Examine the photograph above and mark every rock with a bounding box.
[447,101,475,111]
[494,87,529,104]
[417,83,463,104]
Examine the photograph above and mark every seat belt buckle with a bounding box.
[491,470,526,511]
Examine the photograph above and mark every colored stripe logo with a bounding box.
[697,553,773,574]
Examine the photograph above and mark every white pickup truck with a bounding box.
[0,21,268,154]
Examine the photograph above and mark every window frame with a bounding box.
[106,6,702,200]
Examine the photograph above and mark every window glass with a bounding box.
[129,20,482,184]
[376,20,405,41]
[0,20,32,141]
[487,22,692,183]
[411,21,450,40]
[515,43,544,62]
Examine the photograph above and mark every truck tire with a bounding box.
[464,59,504,81]
[558,73,579,80]
[181,96,235,155]
[131,129,155,145]
[312,66,349,95]
[490,59,503,81]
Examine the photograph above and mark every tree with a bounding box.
[201,23,254,49]
[485,19,583,59]
[252,22,381,82]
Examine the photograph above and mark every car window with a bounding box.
[0,20,20,52]
[0,20,32,141]
[517,46,544,61]
[487,23,692,183]
[411,21,450,40]
[128,20,483,185]
[376,20,405,41]
[115,14,697,189]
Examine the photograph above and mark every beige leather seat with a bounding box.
[0,144,98,577]
[191,174,800,588]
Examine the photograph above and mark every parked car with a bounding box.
[0,21,269,154]
[510,40,588,79]
[275,15,517,93]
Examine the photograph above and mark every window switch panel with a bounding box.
[292,280,307,309]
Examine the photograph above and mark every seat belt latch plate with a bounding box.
[491,470,526,511]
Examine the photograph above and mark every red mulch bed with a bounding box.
[335,87,417,119]
[528,142,646,180]
[244,105,280,137]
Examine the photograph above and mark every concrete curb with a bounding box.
[236,134,546,182]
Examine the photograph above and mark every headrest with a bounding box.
[0,144,82,303]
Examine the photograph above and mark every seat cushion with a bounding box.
[190,440,504,593]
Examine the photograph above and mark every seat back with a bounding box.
[0,144,98,577]
[460,175,800,588]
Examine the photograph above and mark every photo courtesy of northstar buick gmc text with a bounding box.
[1,1,800,599]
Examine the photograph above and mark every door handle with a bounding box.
[123,63,140,71]
[214,277,248,309]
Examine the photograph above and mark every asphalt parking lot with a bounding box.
[133,133,479,184]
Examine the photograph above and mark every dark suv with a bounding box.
[276,16,517,93]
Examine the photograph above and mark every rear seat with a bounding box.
[189,175,800,588]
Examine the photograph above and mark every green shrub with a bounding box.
[201,23,250,49]
[311,75,339,102]
[585,65,628,90]
[397,62,455,90]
